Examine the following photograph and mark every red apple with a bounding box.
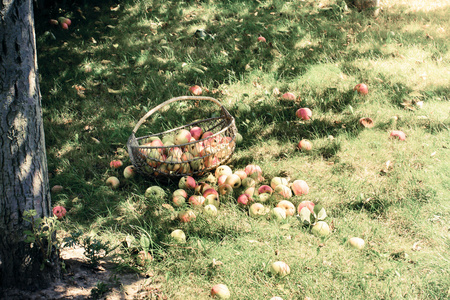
[237,194,251,206]
[281,92,296,101]
[190,126,203,140]
[123,165,136,179]
[354,83,368,95]
[297,200,315,214]
[296,108,312,120]
[60,22,69,30]
[218,174,229,185]
[174,129,191,145]
[257,36,266,43]
[188,195,206,207]
[172,195,186,207]
[178,209,196,223]
[258,185,273,195]
[291,180,309,196]
[109,160,123,169]
[189,85,202,96]
[390,130,406,141]
[298,139,312,151]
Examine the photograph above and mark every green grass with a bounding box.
[36,0,449,299]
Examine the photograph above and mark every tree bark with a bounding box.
[0,0,60,291]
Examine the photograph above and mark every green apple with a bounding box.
[170,229,186,243]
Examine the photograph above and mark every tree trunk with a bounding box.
[0,0,60,292]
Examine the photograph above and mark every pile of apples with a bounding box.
[155,163,331,239]
[136,126,235,177]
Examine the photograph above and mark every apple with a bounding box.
[243,186,257,199]
[241,177,256,188]
[189,85,202,96]
[274,184,292,199]
[123,165,136,179]
[297,201,315,214]
[162,134,174,145]
[211,284,231,299]
[258,185,273,195]
[291,180,309,196]
[348,237,365,250]
[390,130,406,141]
[245,164,264,182]
[201,131,214,140]
[60,22,69,30]
[218,174,229,185]
[269,261,290,277]
[179,176,197,189]
[270,207,287,220]
[270,177,289,190]
[189,195,206,207]
[49,19,58,25]
[234,170,247,180]
[235,132,243,144]
[172,195,186,207]
[257,36,266,42]
[203,188,220,208]
[354,83,368,95]
[145,186,166,200]
[166,155,182,172]
[106,176,120,189]
[62,18,71,26]
[311,221,330,237]
[237,194,251,206]
[218,184,234,196]
[204,204,218,216]
[281,92,296,101]
[174,129,192,145]
[249,203,268,218]
[51,185,64,193]
[145,148,163,168]
[168,146,183,158]
[109,160,123,169]
[225,174,241,189]
[190,157,204,170]
[173,189,188,199]
[296,108,312,121]
[258,193,272,203]
[190,126,203,140]
[170,229,186,243]
[178,209,196,223]
[215,165,233,178]
[298,139,312,151]
[204,155,220,168]
[276,200,295,216]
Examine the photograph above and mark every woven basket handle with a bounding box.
[132,96,229,134]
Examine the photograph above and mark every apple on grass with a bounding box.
[281,92,296,101]
[170,229,186,243]
[269,261,290,277]
[110,160,123,169]
[204,204,218,216]
[188,195,206,207]
[215,165,233,178]
[298,139,312,151]
[172,195,186,207]
[225,173,241,189]
[297,201,315,214]
[354,83,368,95]
[257,36,266,43]
[348,237,365,250]
[189,85,202,96]
[296,108,312,121]
[291,180,309,196]
[211,284,231,299]
[144,186,166,200]
[106,176,120,189]
[311,221,330,237]
[270,207,287,221]
[249,203,269,218]
[123,165,136,179]
[390,130,406,141]
[274,185,292,199]
[234,170,247,180]
[179,176,197,189]
[276,200,295,216]
[237,194,251,206]
[241,177,256,188]
[178,210,196,223]
[218,184,234,196]
[258,185,273,195]
[270,177,289,190]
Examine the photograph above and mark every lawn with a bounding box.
[35,0,449,299]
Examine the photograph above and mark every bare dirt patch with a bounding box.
[1,246,165,300]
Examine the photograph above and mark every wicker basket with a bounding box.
[127,96,237,178]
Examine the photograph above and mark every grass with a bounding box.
[35,0,449,299]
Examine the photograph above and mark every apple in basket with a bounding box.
[190,126,203,140]
[174,129,192,145]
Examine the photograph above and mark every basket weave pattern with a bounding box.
[127,96,237,178]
